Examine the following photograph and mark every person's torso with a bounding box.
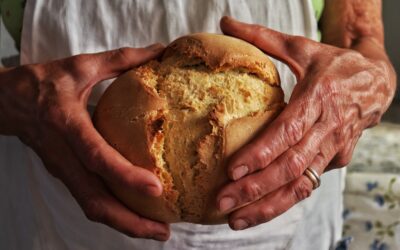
[1,1,343,249]
[20,0,321,105]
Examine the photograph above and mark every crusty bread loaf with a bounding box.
[93,33,284,224]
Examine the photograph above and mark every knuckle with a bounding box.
[114,47,136,68]
[241,181,264,202]
[85,146,106,172]
[258,205,276,221]
[65,54,97,79]
[319,105,342,133]
[251,25,267,43]
[293,179,312,202]
[254,146,272,168]
[283,120,304,146]
[71,54,91,66]
[103,47,133,69]
[82,197,107,223]
[116,47,131,62]
[286,36,318,56]
[330,106,345,128]
[284,148,307,180]
[330,114,342,132]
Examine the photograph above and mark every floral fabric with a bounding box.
[340,123,400,250]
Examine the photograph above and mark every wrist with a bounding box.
[350,36,389,62]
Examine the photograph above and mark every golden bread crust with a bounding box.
[93,69,181,222]
[163,33,280,85]
[94,33,284,224]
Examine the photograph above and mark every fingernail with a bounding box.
[233,219,249,230]
[145,43,164,52]
[232,165,248,180]
[145,184,162,197]
[219,197,236,212]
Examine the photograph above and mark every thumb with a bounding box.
[73,44,165,102]
[93,44,165,81]
[220,16,319,80]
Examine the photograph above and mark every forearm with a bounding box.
[218,17,399,229]
[321,0,386,59]
[321,0,396,113]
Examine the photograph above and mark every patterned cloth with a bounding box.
[340,123,400,250]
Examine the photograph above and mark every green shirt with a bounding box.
[0,0,324,50]
[312,0,325,40]
[0,0,25,49]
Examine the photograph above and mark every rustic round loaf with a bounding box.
[93,33,285,224]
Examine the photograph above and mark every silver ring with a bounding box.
[303,167,321,190]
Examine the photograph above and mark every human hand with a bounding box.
[0,45,171,240]
[217,17,396,230]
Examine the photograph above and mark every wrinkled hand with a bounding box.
[0,45,171,240]
[217,17,396,230]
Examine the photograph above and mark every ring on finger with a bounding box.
[303,167,321,190]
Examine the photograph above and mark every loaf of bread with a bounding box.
[93,33,284,224]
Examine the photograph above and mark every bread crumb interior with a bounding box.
[137,61,281,222]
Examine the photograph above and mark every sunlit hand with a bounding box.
[217,17,396,230]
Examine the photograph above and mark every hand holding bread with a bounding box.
[0,45,172,240]
[94,33,284,224]
[216,17,396,231]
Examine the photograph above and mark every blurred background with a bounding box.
[1,1,399,250]
[382,0,400,123]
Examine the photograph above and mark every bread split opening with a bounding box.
[138,59,282,222]
[94,33,285,224]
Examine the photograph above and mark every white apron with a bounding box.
[0,0,345,249]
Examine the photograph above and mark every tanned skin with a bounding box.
[0,0,396,239]
[0,45,171,241]
[217,0,396,231]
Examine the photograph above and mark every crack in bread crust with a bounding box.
[94,33,285,224]
[138,55,284,222]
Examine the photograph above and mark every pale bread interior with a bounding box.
[136,58,283,222]
[94,33,284,224]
